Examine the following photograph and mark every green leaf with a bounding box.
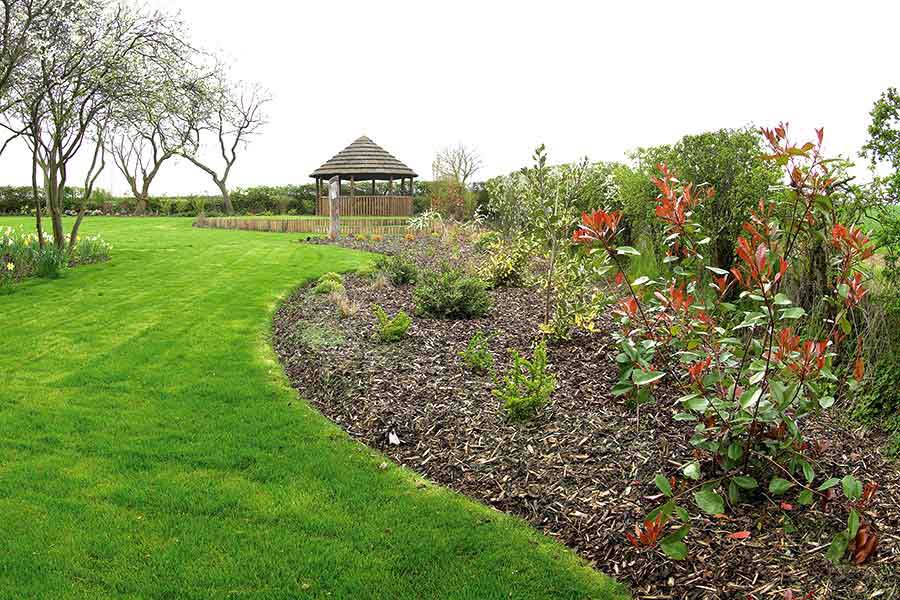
[632,370,665,386]
[654,474,672,497]
[798,489,814,506]
[780,307,807,320]
[611,380,634,396]
[684,396,709,412]
[739,387,762,410]
[646,500,673,522]
[693,489,725,515]
[773,293,793,306]
[800,461,815,484]
[827,531,850,565]
[848,509,860,538]
[632,276,650,286]
[682,461,701,480]
[673,412,698,422]
[728,480,740,504]
[842,475,862,501]
[768,477,793,495]
[769,380,787,405]
[727,443,743,461]
[818,395,835,409]
[733,476,758,490]
[705,266,729,276]
[817,478,841,491]
[616,246,640,256]
[659,524,690,560]
[839,316,852,335]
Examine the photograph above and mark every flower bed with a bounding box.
[273,235,900,599]
[0,226,112,289]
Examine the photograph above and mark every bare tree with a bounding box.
[178,77,269,214]
[432,143,482,186]
[108,56,209,214]
[0,0,53,156]
[14,1,183,249]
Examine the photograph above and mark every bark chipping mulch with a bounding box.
[272,236,900,600]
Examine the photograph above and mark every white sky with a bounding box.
[2,0,898,196]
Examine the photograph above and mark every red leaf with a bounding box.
[780,502,794,511]
[727,531,751,540]
[853,356,865,382]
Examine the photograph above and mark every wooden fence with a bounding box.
[315,195,413,217]
[194,216,414,236]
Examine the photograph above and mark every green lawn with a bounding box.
[0,217,625,600]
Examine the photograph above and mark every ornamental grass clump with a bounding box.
[413,267,491,319]
[573,123,880,564]
[493,340,555,421]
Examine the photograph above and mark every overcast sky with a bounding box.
[2,0,898,196]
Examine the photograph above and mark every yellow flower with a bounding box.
[5,263,13,271]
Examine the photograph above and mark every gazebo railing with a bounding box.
[315,195,413,217]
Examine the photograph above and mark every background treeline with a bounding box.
[0,181,472,216]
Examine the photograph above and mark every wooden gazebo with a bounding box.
[310,136,417,216]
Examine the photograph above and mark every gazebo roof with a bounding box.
[310,136,417,180]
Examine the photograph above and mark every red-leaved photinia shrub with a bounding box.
[574,124,878,564]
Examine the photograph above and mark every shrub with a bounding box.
[373,304,411,343]
[574,125,878,563]
[493,341,556,420]
[474,230,502,252]
[540,248,612,340]
[313,272,344,295]
[459,331,494,373]
[191,196,206,216]
[478,238,533,288]
[413,267,491,319]
[853,353,900,455]
[374,254,418,285]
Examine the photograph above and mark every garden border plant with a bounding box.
[573,124,881,565]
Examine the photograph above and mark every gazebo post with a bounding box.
[316,177,321,213]
[371,179,375,195]
[328,176,340,240]
[389,176,394,195]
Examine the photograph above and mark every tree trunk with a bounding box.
[31,142,44,249]
[68,207,85,254]
[799,240,829,313]
[47,170,65,249]
[216,180,233,214]
[134,194,147,215]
